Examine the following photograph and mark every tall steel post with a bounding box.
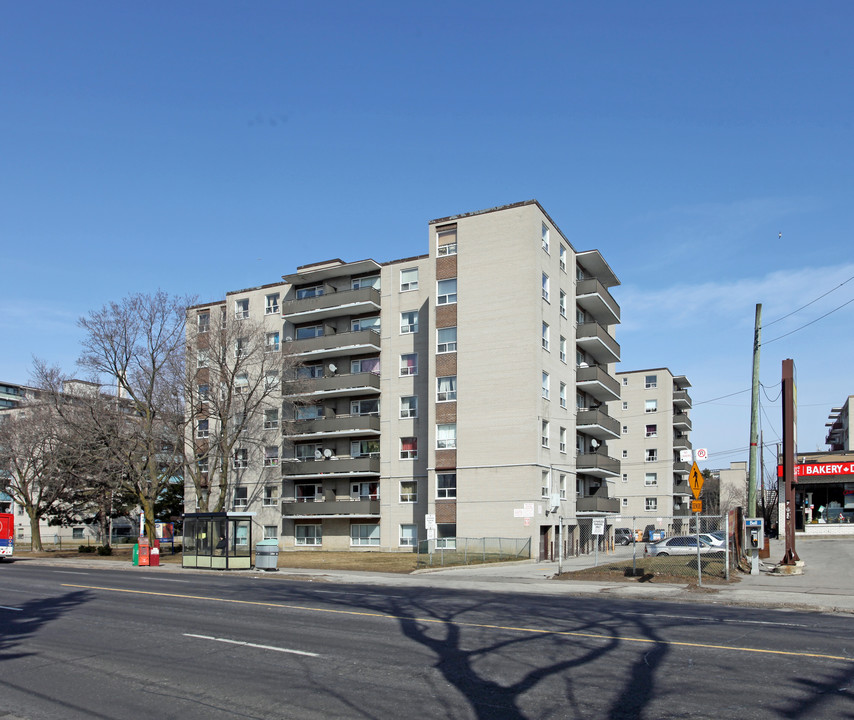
[781,359,800,565]
[747,304,762,517]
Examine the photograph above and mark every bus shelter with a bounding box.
[182,512,253,570]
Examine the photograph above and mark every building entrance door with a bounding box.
[539,525,552,561]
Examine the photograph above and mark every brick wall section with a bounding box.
[435,449,457,469]
[436,304,457,328]
[435,352,457,376]
[436,255,457,280]
[436,402,457,423]
[435,499,457,523]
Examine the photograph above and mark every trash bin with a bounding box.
[132,543,139,566]
[255,539,279,571]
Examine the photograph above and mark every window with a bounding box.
[542,322,550,351]
[350,523,380,546]
[351,357,380,374]
[235,337,248,358]
[296,524,322,546]
[437,375,457,402]
[559,382,567,408]
[542,273,550,302]
[400,354,418,376]
[197,350,208,368]
[645,449,658,462]
[560,474,567,500]
[298,363,325,379]
[576,308,586,324]
[438,241,457,256]
[622,498,629,508]
[351,482,379,500]
[197,456,209,473]
[437,473,456,498]
[233,486,248,508]
[263,486,278,506]
[622,377,629,386]
[645,399,657,413]
[401,310,419,334]
[645,424,657,438]
[542,222,550,253]
[233,449,248,469]
[263,525,278,540]
[542,372,550,400]
[352,275,380,290]
[437,327,457,353]
[400,437,418,459]
[541,420,549,448]
[436,524,456,549]
[350,398,379,416]
[559,290,567,318]
[266,332,280,353]
[295,444,322,460]
[645,497,658,512]
[235,298,249,319]
[351,316,381,333]
[73,527,84,540]
[437,278,457,305]
[296,324,323,339]
[560,336,567,363]
[265,370,279,390]
[196,419,209,438]
[622,450,628,459]
[645,375,658,389]
[400,268,418,291]
[296,284,323,299]
[559,245,567,273]
[235,372,249,393]
[350,439,380,458]
[198,312,210,333]
[645,472,658,486]
[399,481,417,503]
[264,446,279,467]
[437,228,457,255]
[198,382,210,402]
[220,307,227,328]
[542,471,550,498]
[399,524,417,547]
[295,483,322,501]
[400,396,417,419]
[265,293,279,315]
[622,473,628,483]
[560,426,567,453]
[622,425,628,435]
[295,404,322,420]
[622,401,628,410]
[436,423,457,449]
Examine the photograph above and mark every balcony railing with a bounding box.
[673,434,692,450]
[281,498,380,517]
[576,495,621,514]
[282,287,381,323]
[576,408,620,440]
[576,323,620,364]
[672,389,693,409]
[576,278,621,325]
[576,452,620,478]
[285,329,381,359]
[575,364,620,402]
[672,461,691,474]
[281,455,380,478]
[290,414,381,438]
[282,371,380,398]
[673,413,692,430]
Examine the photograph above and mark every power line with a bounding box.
[763,273,854,328]
[693,388,750,406]
[761,295,854,346]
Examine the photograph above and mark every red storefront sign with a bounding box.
[777,462,854,477]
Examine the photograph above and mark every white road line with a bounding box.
[183,633,319,657]
[622,612,809,628]
[54,571,92,576]
[0,605,23,611]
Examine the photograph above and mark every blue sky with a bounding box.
[2,1,852,471]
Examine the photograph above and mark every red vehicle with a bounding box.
[0,512,14,559]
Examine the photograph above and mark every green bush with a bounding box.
[78,545,96,554]
[96,545,113,556]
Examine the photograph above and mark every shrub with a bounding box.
[78,545,96,554]
[96,545,113,556]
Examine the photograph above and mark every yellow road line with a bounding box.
[62,583,853,663]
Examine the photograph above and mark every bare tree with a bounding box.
[75,291,191,543]
[184,306,302,512]
[0,402,82,550]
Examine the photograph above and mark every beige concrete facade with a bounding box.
[184,200,623,554]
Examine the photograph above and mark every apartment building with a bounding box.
[184,200,622,555]
[609,369,693,525]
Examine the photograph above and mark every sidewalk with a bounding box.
[12,537,854,615]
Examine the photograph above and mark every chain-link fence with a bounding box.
[556,515,734,582]
[416,536,532,568]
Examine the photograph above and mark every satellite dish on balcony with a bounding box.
[285,336,293,342]
[323,449,332,458]
[328,363,337,374]
[314,450,322,460]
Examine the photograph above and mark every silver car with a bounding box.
[644,536,723,557]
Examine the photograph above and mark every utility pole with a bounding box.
[747,304,761,517]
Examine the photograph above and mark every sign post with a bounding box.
[591,517,605,567]
[689,462,705,586]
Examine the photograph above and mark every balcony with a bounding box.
[283,372,381,399]
[673,461,691,475]
[281,498,380,518]
[285,329,381,360]
[576,408,620,440]
[673,434,692,450]
[281,455,380,479]
[576,278,620,325]
[576,323,620,364]
[290,414,381,439]
[576,452,620,478]
[673,413,692,431]
[673,389,692,409]
[576,486,620,514]
[281,286,381,324]
[575,364,620,402]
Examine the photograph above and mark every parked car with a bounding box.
[614,528,634,545]
[698,533,725,548]
[644,536,724,557]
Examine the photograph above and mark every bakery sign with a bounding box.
[777,462,854,477]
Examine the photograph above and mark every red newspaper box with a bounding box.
[138,538,150,566]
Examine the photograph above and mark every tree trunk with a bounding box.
[28,508,43,551]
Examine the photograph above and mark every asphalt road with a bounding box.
[2,564,853,719]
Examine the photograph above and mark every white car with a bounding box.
[698,533,725,547]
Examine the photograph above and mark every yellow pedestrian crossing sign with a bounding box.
[689,463,704,499]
